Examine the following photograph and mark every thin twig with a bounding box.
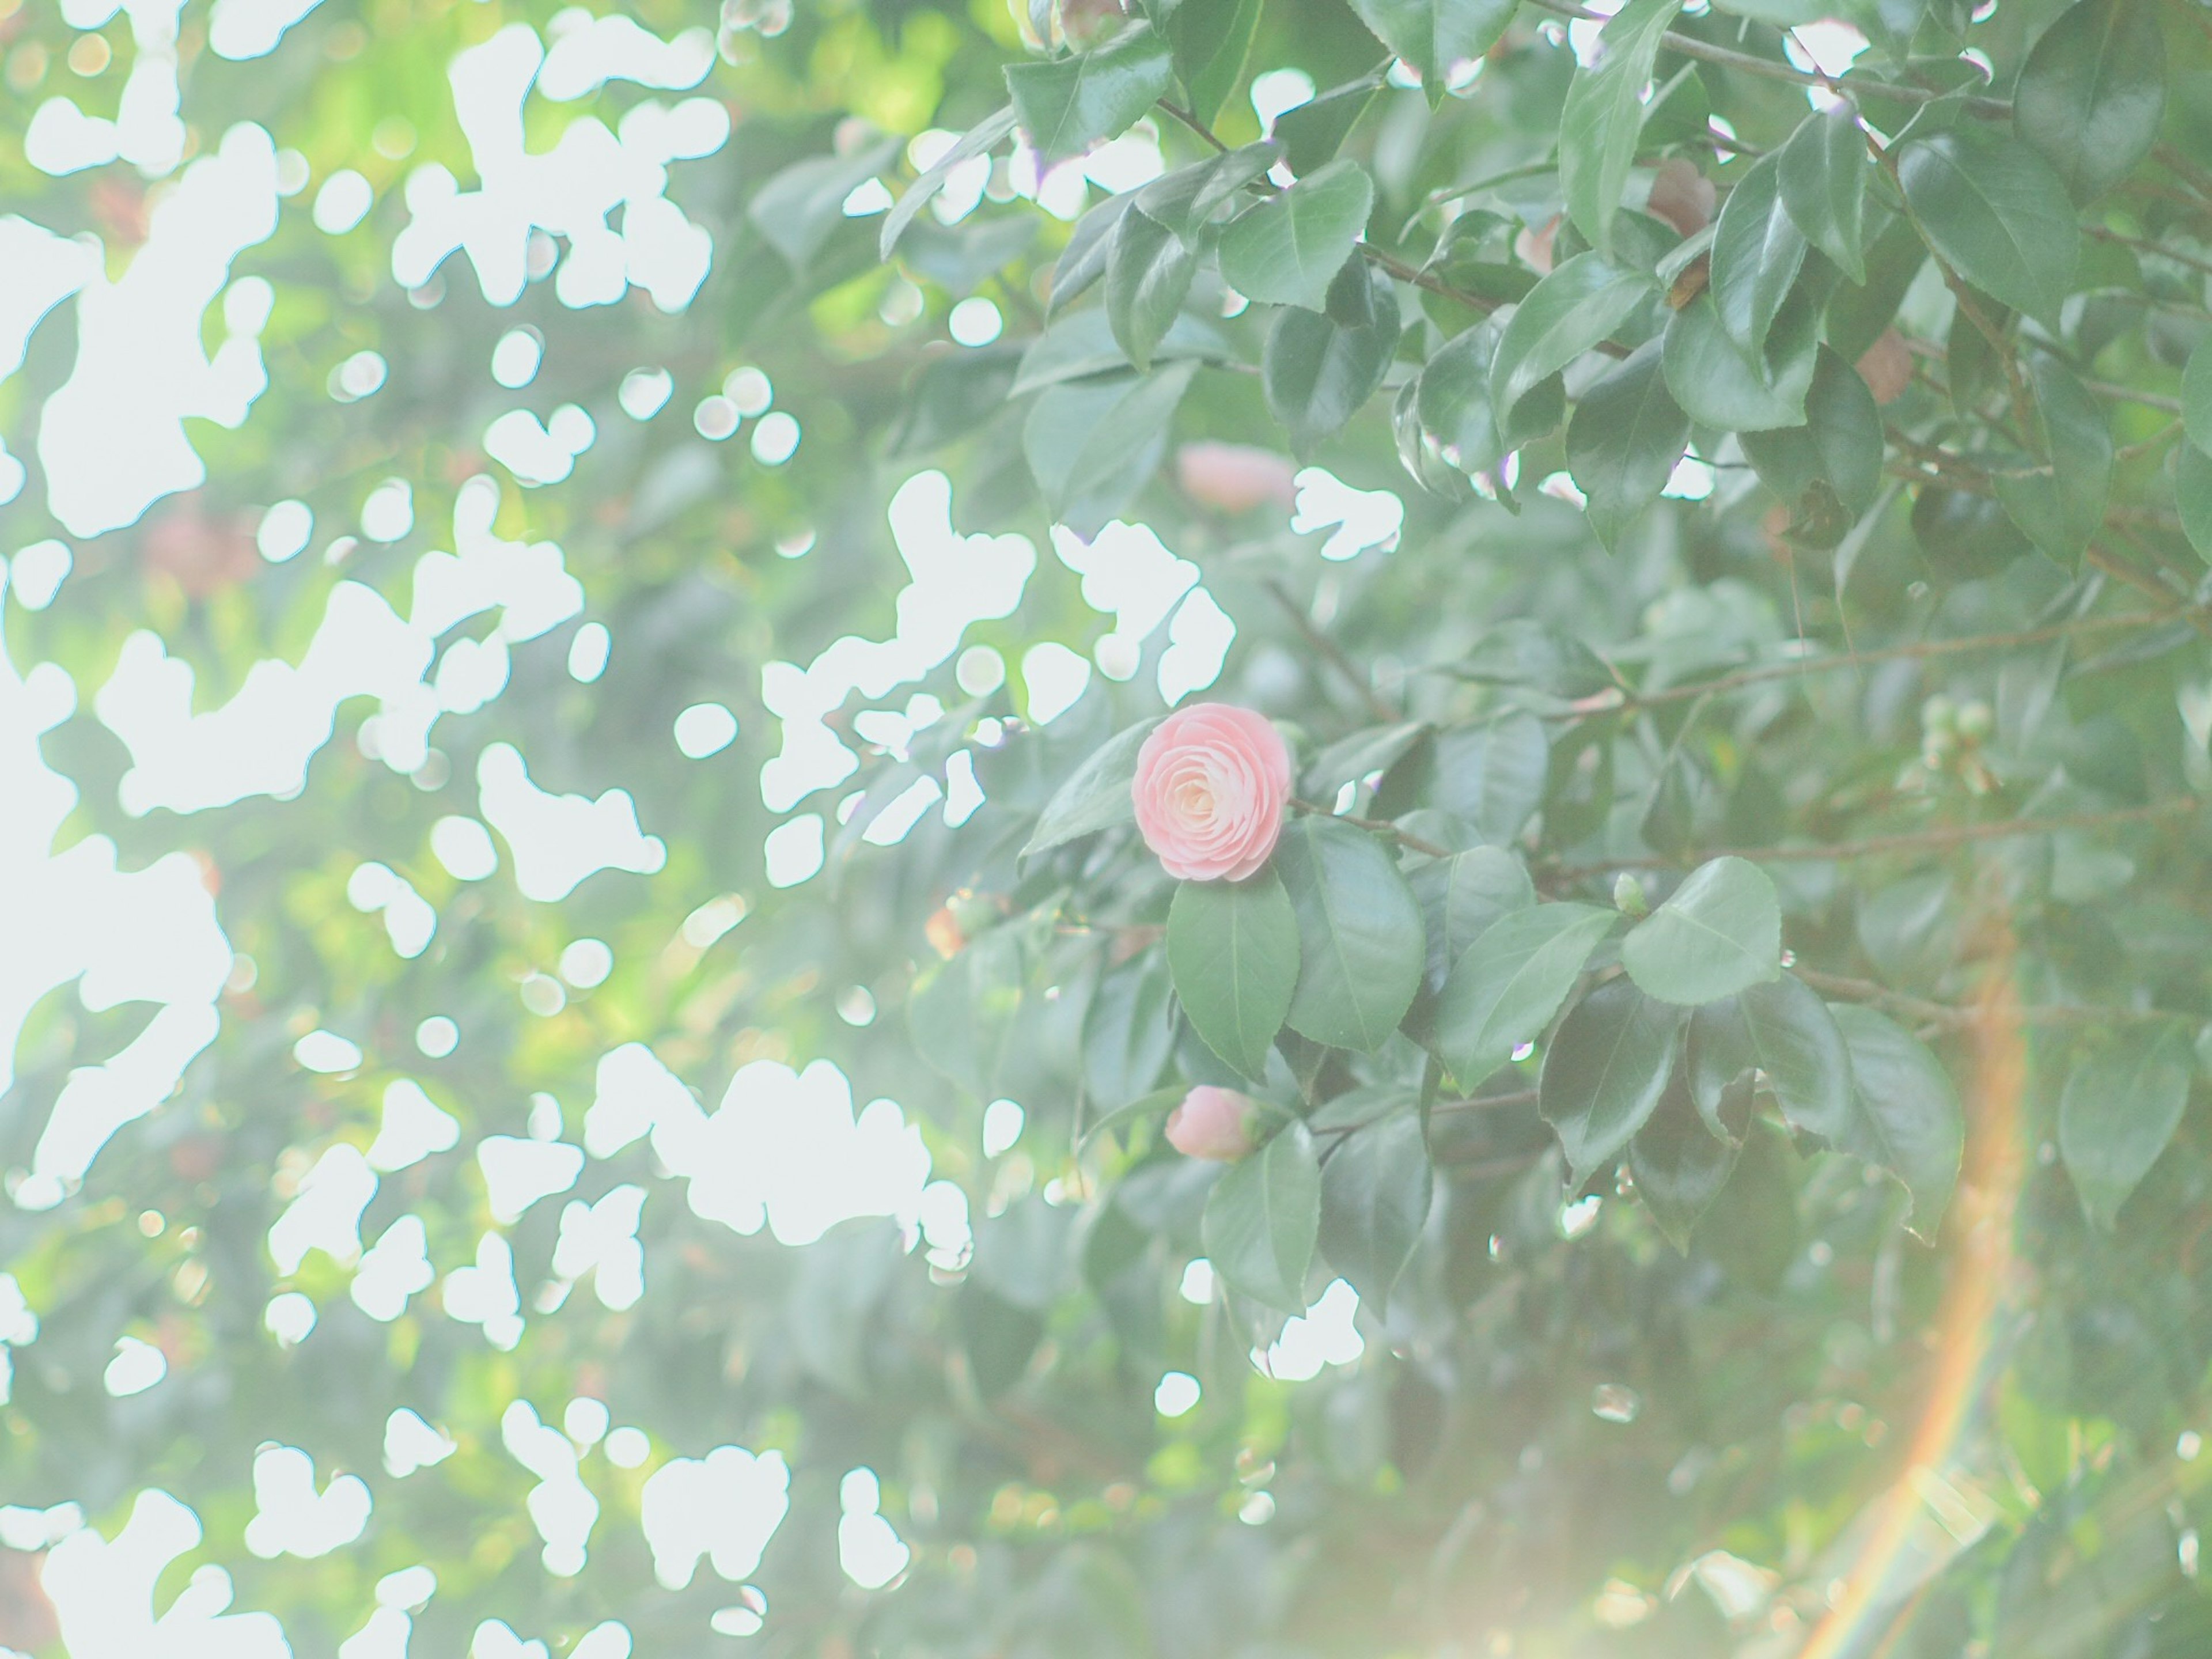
[1795,967,2176,1031]
[2087,225,2212,281]
[1154,99,1228,154]
[1267,579,1402,723]
[1545,797,2195,877]
[1291,797,1454,859]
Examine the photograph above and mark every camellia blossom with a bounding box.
[1176,442,1297,515]
[1165,1086,1259,1161]
[1131,703,1291,882]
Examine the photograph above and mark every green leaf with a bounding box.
[1136,141,1279,236]
[1709,149,1807,354]
[1830,1003,1965,1241]
[1017,721,1159,862]
[1489,252,1654,425]
[1275,70,1385,175]
[2059,1023,2192,1230]
[1201,1120,1322,1311]
[2178,440,2212,563]
[1686,972,1853,1141]
[1275,815,1427,1051]
[1994,351,2112,570]
[1559,0,1686,260]
[1418,319,1543,475]
[1317,1108,1433,1308]
[1167,869,1302,1078]
[1911,483,2034,582]
[1777,105,1870,283]
[882,105,1019,259]
[1050,192,1134,316]
[751,135,905,270]
[1620,855,1783,1005]
[1454,619,1615,700]
[1105,205,1198,372]
[1565,339,1690,550]
[1629,1074,1742,1249]
[1540,978,1685,1185]
[1013,306,1229,393]
[1024,362,1198,533]
[1431,903,1617,1088]
[1410,846,1535,988]
[1897,126,2080,325]
[1085,957,1179,1111]
[1218,159,1376,310]
[2013,0,2166,203]
[1430,713,1549,846]
[1346,0,1517,104]
[1006,22,1177,164]
[1077,1085,1200,1158]
[1263,257,1401,453]
[1166,0,1263,126]
[1739,345,1884,544]
[1662,290,1815,432]
[2183,337,2212,456]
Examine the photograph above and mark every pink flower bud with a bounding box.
[1165,1086,1260,1161]
[1857,327,1913,406]
[1514,214,1559,276]
[1176,442,1298,515]
[1131,703,1293,882]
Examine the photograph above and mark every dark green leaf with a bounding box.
[1317,1109,1433,1308]
[1830,1003,1965,1241]
[1136,141,1279,235]
[1051,192,1135,316]
[1105,206,1197,371]
[1301,719,1427,796]
[1432,903,1617,1088]
[1263,257,1400,453]
[1540,978,1685,1185]
[2182,337,2212,456]
[2013,0,2166,203]
[1006,22,1177,164]
[1911,482,2035,582]
[1275,815,1427,1051]
[1739,345,1884,543]
[1168,869,1302,1077]
[2058,1022,2192,1230]
[2178,440,2212,563]
[1709,149,1807,354]
[1565,339,1690,550]
[882,105,1019,258]
[1085,958,1178,1110]
[1630,1074,1741,1249]
[1662,290,1815,431]
[1012,306,1229,393]
[1994,351,2112,569]
[1201,1120,1321,1310]
[1454,619,1615,700]
[1430,713,1549,846]
[1024,361,1198,533]
[1687,972,1853,1141]
[1559,0,1687,259]
[1218,159,1376,310]
[1275,70,1385,174]
[1410,846,1536,989]
[1777,104,1870,282]
[1620,856,1782,1005]
[1022,719,1160,858]
[1490,252,1654,423]
[1166,0,1263,126]
[1897,125,2080,325]
[1346,0,1517,103]
[751,135,904,270]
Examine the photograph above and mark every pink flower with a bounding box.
[1165,1086,1259,1161]
[1132,703,1292,882]
[1176,442,1297,515]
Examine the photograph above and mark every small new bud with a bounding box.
[1613,872,1649,916]
[1956,699,1994,743]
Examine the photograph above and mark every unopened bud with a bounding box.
[1613,872,1649,916]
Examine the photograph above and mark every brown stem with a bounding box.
[1291,797,1455,860]
[1795,967,2177,1032]
[1154,98,1228,154]
[1266,580,1403,724]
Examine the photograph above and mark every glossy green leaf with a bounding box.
[2183,338,2212,456]
[1346,0,1517,104]
[1897,126,2080,325]
[1418,319,1513,474]
[1050,192,1135,316]
[1023,720,1158,862]
[1085,957,1178,1109]
[1202,1119,1322,1311]
[1432,903,1617,1087]
[1662,290,1815,432]
[881,105,1018,259]
[1565,339,1690,550]
[1012,306,1229,393]
[1540,978,1685,1185]
[2013,0,2166,203]
[1024,361,1198,533]
[751,135,904,270]
[1559,0,1686,259]
[1489,252,1653,424]
[1275,815,1426,1051]
[1994,351,2112,569]
[1687,972,1852,1141]
[1830,1003,1965,1241]
[1739,345,1884,544]
[1777,104,1870,283]
[1709,149,1807,354]
[1620,855,1782,1005]
[1630,1075,1742,1249]
[1263,257,1400,453]
[1454,619,1615,700]
[1105,205,1197,372]
[1218,159,1376,310]
[1135,141,1278,236]
[1317,1108,1432,1308]
[2059,1022,2192,1230]
[1168,869,1301,1078]
[1275,69,1385,174]
[2178,440,2212,562]
[1410,846,1536,989]
[1165,0,1263,126]
[1006,22,1177,164]
[1429,713,1549,846]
